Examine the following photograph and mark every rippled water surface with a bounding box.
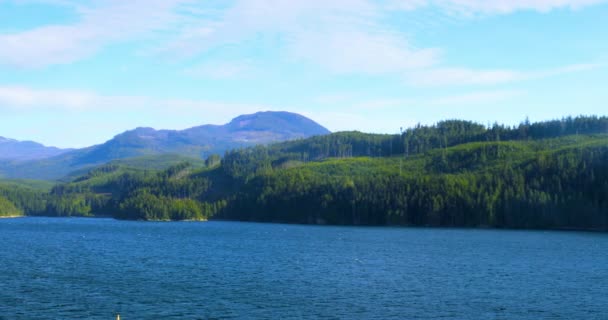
[1,217,607,319]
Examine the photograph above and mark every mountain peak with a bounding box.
[226,111,330,135]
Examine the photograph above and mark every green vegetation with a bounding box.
[0,195,22,217]
[1,116,607,230]
[0,179,55,191]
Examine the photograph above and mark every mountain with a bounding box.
[75,111,330,164]
[0,137,70,161]
[0,111,330,180]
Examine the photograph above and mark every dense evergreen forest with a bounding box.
[1,116,607,231]
[0,195,22,217]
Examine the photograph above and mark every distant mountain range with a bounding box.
[0,137,71,161]
[0,111,330,180]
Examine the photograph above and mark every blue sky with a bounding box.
[0,0,607,148]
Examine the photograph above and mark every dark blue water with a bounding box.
[1,218,607,319]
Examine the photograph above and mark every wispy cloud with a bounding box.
[289,30,439,74]
[0,85,272,119]
[157,0,378,56]
[342,89,521,110]
[404,62,605,86]
[1,0,606,82]
[160,0,438,75]
[387,0,608,14]
[161,0,606,79]
[0,86,119,110]
[0,0,190,67]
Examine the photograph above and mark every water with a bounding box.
[0,218,607,319]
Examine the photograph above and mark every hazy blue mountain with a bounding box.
[0,137,70,161]
[69,111,330,164]
[0,111,330,180]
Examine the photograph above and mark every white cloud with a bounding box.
[223,0,379,30]
[1,0,605,81]
[0,86,111,110]
[0,0,191,67]
[404,62,605,86]
[167,0,439,75]
[387,0,608,14]
[289,30,439,74]
[451,0,607,14]
[335,90,520,111]
[0,25,98,67]
[0,86,272,119]
[160,0,381,59]
[383,0,430,11]
[161,0,606,77]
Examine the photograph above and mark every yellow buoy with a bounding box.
[116,314,120,320]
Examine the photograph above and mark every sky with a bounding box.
[0,0,607,148]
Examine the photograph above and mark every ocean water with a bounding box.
[0,217,607,319]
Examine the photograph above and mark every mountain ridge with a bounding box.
[0,111,330,180]
[0,137,71,161]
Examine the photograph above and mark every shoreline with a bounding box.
[1,214,208,223]
[3,215,605,233]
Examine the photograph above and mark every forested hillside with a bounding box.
[0,195,22,217]
[1,116,607,231]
